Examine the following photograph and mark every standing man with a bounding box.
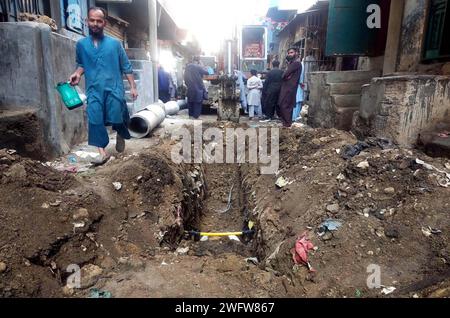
[278,48,302,127]
[158,65,171,103]
[70,7,138,165]
[262,60,283,120]
[292,58,305,122]
[184,56,209,119]
[246,69,263,120]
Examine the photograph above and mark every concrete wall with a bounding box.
[393,0,450,75]
[356,75,450,146]
[397,0,428,72]
[308,70,382,130]
[0,22,86,159]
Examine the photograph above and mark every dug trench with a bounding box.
[0,122,449,298]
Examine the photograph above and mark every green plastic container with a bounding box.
[55,82,86,110]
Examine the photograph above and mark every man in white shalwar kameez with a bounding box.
[246,69,263,119]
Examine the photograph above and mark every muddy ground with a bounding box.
[0,121,449,298]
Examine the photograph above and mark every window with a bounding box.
[424,0,450,60]
[60,0,88,35]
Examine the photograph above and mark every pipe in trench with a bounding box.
[128,99,188,139]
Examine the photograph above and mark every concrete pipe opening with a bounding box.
[129,116,149,139]
[129,104,166,139]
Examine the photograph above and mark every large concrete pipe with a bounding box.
[129,100,186,138]
[177,99,188,110]
[129,103,166,138]
[164,101,180,115]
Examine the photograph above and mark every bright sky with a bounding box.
[165,0,317,54]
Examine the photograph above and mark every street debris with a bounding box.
[383,187,395,195]
[0,262,7,273]
[68,156,77,164]
[276,176,288,188]
[381,286,396,295]
[72,221,85,231]
[75,151,100,159]
[421,226,442,237]
[245,257,259,265]
[228,235,240,242]
[415,158,450,187]
[275,176,294,188]
[90,288,112,298]
[217,183,234,214]
[291,232,315,272]
[175,247,190,255]
[41,202,50,209]
[357,161,370,169]
[317,219,342,237]
[113,182,122,191]
[326,204,340,213]
[341,141,370,160]
[49,200,62,207]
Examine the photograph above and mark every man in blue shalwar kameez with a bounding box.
[70,7,138,165]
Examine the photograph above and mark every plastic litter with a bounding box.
[113,182,122,191]
[291,232,315,272]
[381,286,396,295]
[318,219,342,236]
[90,288,112,298]
[341,142,369,160]
[245,257,259,265]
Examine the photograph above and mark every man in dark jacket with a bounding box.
[278,48,302,127]
[262,60,283,120]
[184,56,209,119]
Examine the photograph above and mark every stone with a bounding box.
[41,202,50,209]
[73,208,89,220]
[326,204,340,213]
[384,187,395,195]
[118,256,145,270]
[175,247,190,255]
[384,226,400,239]
[216,255,244,273]
[357,161,370,169]
[62,285,75,296]
[4,164,27,180]
[80,264,103,289]
[0,262,7,273]
[442,63,450,75]
[100,256,116,270]
[49,200,62,207]
[321,232,333,241]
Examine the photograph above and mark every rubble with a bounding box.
[0,262,7,273]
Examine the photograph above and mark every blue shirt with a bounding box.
[76,35,133,124]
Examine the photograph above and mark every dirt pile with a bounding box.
[244,127,450,297]
[0,147,200,297]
